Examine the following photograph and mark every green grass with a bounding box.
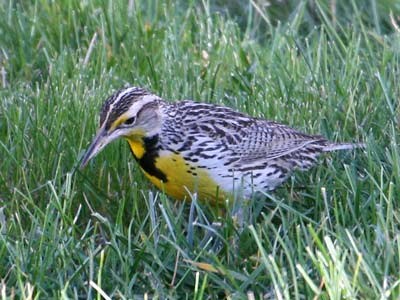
[0,0,399,298]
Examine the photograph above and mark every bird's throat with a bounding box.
[126,137,147,160]
[126,135,168,182]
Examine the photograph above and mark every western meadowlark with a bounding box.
[80,87,363,203]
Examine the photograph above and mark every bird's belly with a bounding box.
[141,152,229,203]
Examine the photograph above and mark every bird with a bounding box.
[80,86,364,204]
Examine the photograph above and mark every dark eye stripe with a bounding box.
[124,117,136,125]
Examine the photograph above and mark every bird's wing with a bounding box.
[226,120,327,164]
[164,101,326,163]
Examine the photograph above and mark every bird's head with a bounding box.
[80,87,163,168]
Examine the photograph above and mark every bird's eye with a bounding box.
[124,117,136,125]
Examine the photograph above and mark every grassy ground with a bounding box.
[0,0,399,298]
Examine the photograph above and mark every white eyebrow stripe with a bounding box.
[124,95,159,116]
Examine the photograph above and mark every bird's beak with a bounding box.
[80,128,118,169]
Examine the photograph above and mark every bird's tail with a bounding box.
[322,142,365,152]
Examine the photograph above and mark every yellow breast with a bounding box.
[127,138,227,203]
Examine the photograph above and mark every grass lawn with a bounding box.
[0,0,399,298]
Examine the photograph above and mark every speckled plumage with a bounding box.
[81,87,363,201]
